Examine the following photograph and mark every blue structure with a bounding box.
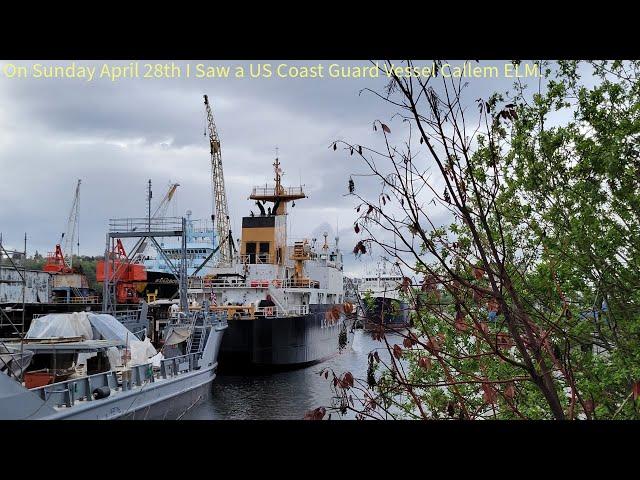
[143,211,217,278]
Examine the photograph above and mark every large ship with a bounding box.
[187,158,350,368]
[141,211,217,300]
[357,260,410,330]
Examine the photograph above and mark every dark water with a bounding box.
[184,331,385,420]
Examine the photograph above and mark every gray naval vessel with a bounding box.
[0,303,226,420]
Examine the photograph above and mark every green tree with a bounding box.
[324,60,640,420]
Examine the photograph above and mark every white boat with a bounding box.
[356,260,410,330]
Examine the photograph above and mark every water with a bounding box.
[184,330,385,420]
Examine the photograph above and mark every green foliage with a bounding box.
[355,61,640,419]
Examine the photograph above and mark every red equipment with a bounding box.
[43,245,73,273]
[96,239,147,304]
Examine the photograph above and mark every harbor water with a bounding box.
[184,330,389,420]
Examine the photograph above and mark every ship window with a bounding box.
[258,242,270,263]
[246,242,257,264]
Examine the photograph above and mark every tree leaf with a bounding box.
[504,383,516,399]
[473,267,485,280]
[392,344,403,359]
[418,356,432,370]
[482,383,497,404]
[303,407,326,420]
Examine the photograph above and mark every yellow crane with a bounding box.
[204,94,232,265]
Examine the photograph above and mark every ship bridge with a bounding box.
[241,157,306,266]
[248,157,306,215]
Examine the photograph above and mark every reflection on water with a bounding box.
[185,331,394,420]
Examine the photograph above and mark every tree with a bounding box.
[319,60,640,420]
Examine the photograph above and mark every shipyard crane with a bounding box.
[204,94,232,265]
[44,179,81,273]
[130,182,180,263]
[151,182,180,218]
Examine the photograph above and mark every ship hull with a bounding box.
[361,297,411,331]
[60,363,218,420]
[220,304,345,370]
[142,270,179,299]
[0,325,226,420]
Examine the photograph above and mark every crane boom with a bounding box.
[63,179,81,269]
[131,182,180,263]
[204,94,231,265]
[152,182,180,218]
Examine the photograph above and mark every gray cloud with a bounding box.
[0,60,533,274]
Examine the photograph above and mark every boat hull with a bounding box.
[53,363,218,420]
[0,324,226,420]
[361,297,411,330]
[220,304,345,369]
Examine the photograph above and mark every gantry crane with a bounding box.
[204,94,232,265]
[44,179,81,273]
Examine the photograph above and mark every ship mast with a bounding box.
[204,94,232,265]
[243,155,306,267]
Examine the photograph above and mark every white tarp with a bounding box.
[87,313,140,344]
[129,337,157,366]
[26,312,93,340]
[163,327,191,346]
[25,312,157,367]
[106,347,122,368]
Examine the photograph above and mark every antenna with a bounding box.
[147,179,152,233]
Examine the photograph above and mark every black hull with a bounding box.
[142,271,179,299]
[362,298,411,330]
[220,304,344,370]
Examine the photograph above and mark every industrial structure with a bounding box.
[204,94,233,265]
[101,217,188,314]
[43,179,81,274]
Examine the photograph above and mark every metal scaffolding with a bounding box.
[0,233,27,381]
[101,217,188,314]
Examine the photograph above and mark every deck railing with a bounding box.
[187,276,321,290]
[239,254,271,265]
[250,186,305,197]
[30,351,203,408]
[109,217,183,234]
[53,296,100,304]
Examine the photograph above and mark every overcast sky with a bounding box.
[0,60,539,275]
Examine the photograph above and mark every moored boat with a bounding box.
[0,305,226,420]
[357,260,411,331]
[187,157,352,369]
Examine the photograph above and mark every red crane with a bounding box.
[96,239,147,304]
[43,179,81,273]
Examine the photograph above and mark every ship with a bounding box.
[141,211,217,300]
[0,303,226,420]
[187,157,351,368]
[357,260,411,330]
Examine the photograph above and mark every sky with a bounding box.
[0,60,540,275]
